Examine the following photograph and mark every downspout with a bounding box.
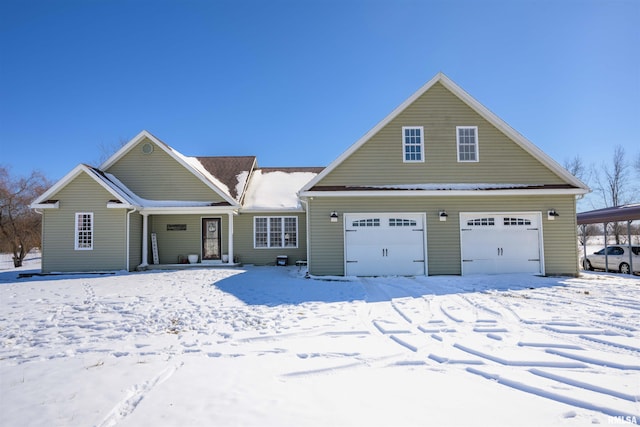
[300,197,310,276]
[34,209,43,272]
[126,207,138,272]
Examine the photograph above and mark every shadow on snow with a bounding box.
[212,266,574,306]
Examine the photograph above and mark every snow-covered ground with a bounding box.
[1,253,639,427]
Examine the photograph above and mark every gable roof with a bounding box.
[101,130,239,206]
[195,156,257,202]
[301,73,589,193]
[31,164,138,208]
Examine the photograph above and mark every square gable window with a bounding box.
[457,126,479,162]
[402,126,424,163]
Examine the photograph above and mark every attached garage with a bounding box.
[460,212,544,275]
[344,213,426,276]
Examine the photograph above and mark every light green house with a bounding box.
[32,73,588,276]
[31,132,319,273]
[299,73,589,276]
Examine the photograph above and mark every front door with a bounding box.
[202,218,221,260]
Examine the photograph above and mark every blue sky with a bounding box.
[1,0,638,208]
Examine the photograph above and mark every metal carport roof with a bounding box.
[577,204,640,225]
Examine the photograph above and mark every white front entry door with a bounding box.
[460,213,543,275]
[344,213,426,276]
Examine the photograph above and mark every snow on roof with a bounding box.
[180,155,232,199]
[243,169,319,210]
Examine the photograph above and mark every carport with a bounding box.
[577,204,640,274]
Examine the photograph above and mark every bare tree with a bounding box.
[93,137,130,166]
[0,167,50,267]
[578,223,599,246]
[563,155,588,182]
[592,145,635,243]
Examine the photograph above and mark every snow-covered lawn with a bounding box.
[1,254,639,426]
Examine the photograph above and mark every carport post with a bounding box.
[628,220,633,274]
[582,224,587,271]
[604,222,609,273]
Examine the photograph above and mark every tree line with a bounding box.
[565,146,640,245]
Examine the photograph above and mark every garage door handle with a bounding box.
[346,260,358,263]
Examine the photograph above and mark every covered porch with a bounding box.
[136,205,239,270]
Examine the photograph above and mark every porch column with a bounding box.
[227,212,234,264]
[140,212,149,267]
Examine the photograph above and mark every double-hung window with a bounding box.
[254,217,298,248]
[402,126,424,163]
[457,126,479,162]
[75,212,94,250]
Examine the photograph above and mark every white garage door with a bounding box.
[344,213,426,276]
[460,213,543,275]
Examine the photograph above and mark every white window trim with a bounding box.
[456,126,479,163]
[253,216,299,249]
[402,126,425,163]
[74,212,94,251]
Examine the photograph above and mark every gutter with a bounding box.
[300,188,589,198]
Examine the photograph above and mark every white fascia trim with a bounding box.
[31,164,133,208]
[438,77,588,190]
[240,207,306,214]
[31,164,85,206]
[107,202,135,209]
[140,206,238,215]
[100,130,239,207]
[301,74,444,192]
[31,201,59,209]
[300,73,589,192]
[300,188,589,198]
[100,130,158,170]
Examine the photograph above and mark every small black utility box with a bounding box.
[276,255,288,266]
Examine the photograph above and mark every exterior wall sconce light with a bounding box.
[330,211,339,222]
[547,209,559,220]
[439,210,448,222]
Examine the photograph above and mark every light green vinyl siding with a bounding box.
[41,172,128,273]
[105,137,226,202]
[307,195,578,276]
[318,83,566,187]
[234,213,308,266]
[149,215,229,264]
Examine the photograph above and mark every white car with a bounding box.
[582,245,640,275]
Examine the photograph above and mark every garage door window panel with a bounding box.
[389,218,417,227]
[466,217,495,227]
[352,218,380,227]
